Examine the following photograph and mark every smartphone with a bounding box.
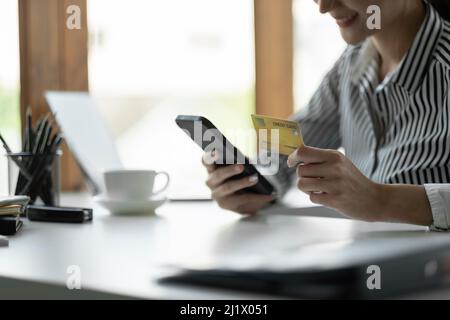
[175,115,274,195]
[27,205,93,223]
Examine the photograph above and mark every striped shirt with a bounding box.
[272,1,450,230]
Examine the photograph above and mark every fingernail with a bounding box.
[249,174,258,183]
[287,158,294,168]
[287,153,294,166]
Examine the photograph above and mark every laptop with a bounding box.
[159,206,450,299]
[45,91,123,195]
[161,229,450,299]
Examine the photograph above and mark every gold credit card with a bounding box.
[251,114,304,155]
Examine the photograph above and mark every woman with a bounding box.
[202,0,450,230]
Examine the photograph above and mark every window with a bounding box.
[0,0,20,195]
[293,0,346,110]
[88,0,255,197]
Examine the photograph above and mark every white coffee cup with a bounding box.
[103,169,170,200]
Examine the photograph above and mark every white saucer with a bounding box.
[94,195,167,215]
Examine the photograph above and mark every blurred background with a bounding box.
[0,0,345,197]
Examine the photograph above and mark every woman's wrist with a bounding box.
[371,183,433,226]
[371,183,389,222]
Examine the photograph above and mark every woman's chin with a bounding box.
[340,30,368,45]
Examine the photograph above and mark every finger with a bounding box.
[287,145,338,168]
[202,154,216,174]
[237,193,275,204]
[202,160,216,174]
[297,177,332,194]
[206,164,244,189]
[309,192,335,208]
[212,174,259,199]
[202,150,218,168]
[296,162,336,179]
[206,165,216,174]
[234,193,274,214]
[219,193,274,214]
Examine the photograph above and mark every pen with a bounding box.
[18,133,63,198]
[0,133,32,180]
[38,123,52,154]
[17,115,46,194]
[0,133,12,154]
[41,134,63,205]
[5,108,63,205]
[25,107,33,153]
[32,116,49,154]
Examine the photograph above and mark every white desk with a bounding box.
[1,192,450,299]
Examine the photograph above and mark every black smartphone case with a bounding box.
[27,205,93,223]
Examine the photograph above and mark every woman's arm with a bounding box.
[287,145,439,228]
[375,184,432,226]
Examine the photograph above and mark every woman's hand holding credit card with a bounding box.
[251,114,382,220]
[251,114,383,221]
[201,113,382,220]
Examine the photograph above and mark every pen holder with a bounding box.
[6,150,62,206]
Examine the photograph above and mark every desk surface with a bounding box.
[1,192,450,299]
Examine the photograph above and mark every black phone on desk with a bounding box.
[175,115,274,195]
[27,205,93,223]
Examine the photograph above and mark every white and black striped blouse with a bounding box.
[273,1,450,229]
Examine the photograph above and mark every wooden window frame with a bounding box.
[18,0,88,190]
[254,0,294,119]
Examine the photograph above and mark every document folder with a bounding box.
[160,236,450,299]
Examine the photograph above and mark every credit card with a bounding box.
[251,114,304,155]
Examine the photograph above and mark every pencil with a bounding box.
[25,107,33,152]
[0,132,12,154]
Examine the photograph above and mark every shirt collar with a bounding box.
[351,1,444,93]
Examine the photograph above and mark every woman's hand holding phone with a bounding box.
[202,151,275,215]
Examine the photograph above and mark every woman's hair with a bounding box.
[428,0,450,21]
